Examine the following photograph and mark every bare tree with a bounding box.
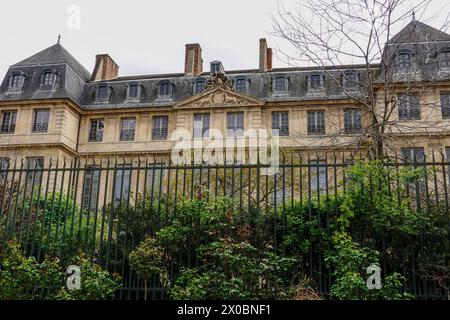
[271,0,450,159]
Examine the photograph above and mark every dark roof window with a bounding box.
[40,70,57,89]
[309,74,323,90]
[195,80,206,94]
[127,83,141,101]
[273,76,288,93]
[96,85,110,102]
[397,52,411,69]
[343,72,359,90]
[158,81,173,98]
[439,50,450,69]
[8,72,26,92]
[235,77,248,93]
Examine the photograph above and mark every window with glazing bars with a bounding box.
[1,111,17,133]
[128,84,139,99]
[272,112,289,136]
[274,77,286,92]
[195,80,206,94]
[227,112,244,137]
[344,72,358,89]
[399,95,420,120]
[398,53,411,69]
[307,111,325,135]
[159,82,171,96]
[0,157,9,182]
[309,160,327,193]
[10,74,24,89]
[152,116,169,140]
[193,113,210,138]
[25,157,44,189]
[88,119,104,142]
[32,109,50,132]
[440,51,450,68]
[344,109,362,134]
[310,74,322,89]
[120,118,136,141]
[114,165,131,206]
[43,72,55,86]
[441,93,450,119]
[82,166,100,210]
[97,85,109,101]
[235,78,247,92]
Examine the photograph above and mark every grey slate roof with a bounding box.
[388,20,450,44]
[13,43,91,81]
[1,20,450,109]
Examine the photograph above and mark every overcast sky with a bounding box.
[0,0,448,79]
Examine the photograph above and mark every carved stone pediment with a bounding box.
[175,87,264,109]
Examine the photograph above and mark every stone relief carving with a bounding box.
[190,91,247,107]
[205,73,234,91]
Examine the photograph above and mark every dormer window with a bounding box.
[210,61,225,74]
[398,52,411,69]
[96,84,110,102]
[127,83,141,101]
[273,76,287,93]
[235,77,248,93]
[439,50,450,69]
[9,72,26,91]
[158,81,172,98]
[344,72,359,90]
[43,71,55,86]
[195,80,206,94]
[310,74,323,90]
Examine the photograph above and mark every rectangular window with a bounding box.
[0,157,9,182]
[235,79,247,92]
[82,166,100,210]
[401,147,426,193]
[97,85,108,100]
[114,165,131,206]
[310,160,327,193]
[146,164,164,196]
[447,147,450,188]
[227,112,244,137]
[1,110,17,134]
[344,72,358,89]
[307,111,326,135]
[32,109,50,133]
[272,112,289,136]
[310,75,322,89]
[152,116,169,140]
[274,77,286,92]
[88,119,104,142]
[193,113,210,138]
[441,93,450,119]
[128,84,139,99]
[344,109,362,134]
[401,147,425,163]
[195,80,206,94]
[26,157,44,190]
[120,118,136,141]
[399,94,420,120]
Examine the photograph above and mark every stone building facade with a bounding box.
[1,19,450,170]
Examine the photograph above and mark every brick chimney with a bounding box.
[91,54,119,81]
[185,43,203,76]
[259,38,273,72]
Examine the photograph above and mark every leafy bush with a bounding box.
[0,241,121,300]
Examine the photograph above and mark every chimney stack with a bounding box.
[91,54,119,81]
[185,43,203,76]
[259,38,273,72]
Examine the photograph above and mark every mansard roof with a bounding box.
[388,20,450,44]
[13,43,91,81]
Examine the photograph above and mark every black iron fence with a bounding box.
[0,152,449,300]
